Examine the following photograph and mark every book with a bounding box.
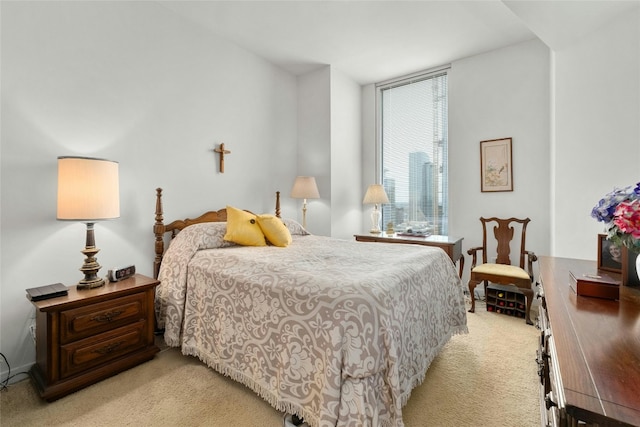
[396,231,432,238]
[26,283,68,301]
[569,270,621,300]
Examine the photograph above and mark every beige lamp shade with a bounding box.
[57,156,120,221]
[363,184,389,205]
[290,176,320,199]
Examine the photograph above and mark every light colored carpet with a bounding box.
[0,301,540,427]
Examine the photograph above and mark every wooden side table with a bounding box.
[354,232,464,277]
[29,274,160,401]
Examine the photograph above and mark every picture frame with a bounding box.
[597,234,622,273]
[622,246,640,286]
[480,137,513,192]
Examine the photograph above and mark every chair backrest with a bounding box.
[479,217,531,268]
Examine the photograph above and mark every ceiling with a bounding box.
[159,1,639,85]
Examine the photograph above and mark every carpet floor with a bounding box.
[0,300,540,427]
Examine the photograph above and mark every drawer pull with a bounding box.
[545,393,557,409]
[94,341,124,355]
[91,310,124,323]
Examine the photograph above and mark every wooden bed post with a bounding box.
[275,191,281,218]
[154,188,165,279]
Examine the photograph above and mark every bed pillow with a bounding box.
[281,218,311,236]
[223,206,266,246]
[256,214,292,247]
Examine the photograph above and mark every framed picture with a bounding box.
[622,246,640,286]
[480,137,513,192]
[597,234,622,273]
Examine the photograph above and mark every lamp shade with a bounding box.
[290,176,320,199]
[363,184,389,205]
[57,156,120,221]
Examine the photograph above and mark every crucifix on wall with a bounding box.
[213,143,231,173]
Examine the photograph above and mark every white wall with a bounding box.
[449,39,551,283]
[552,8,640,259]
[1,2,298,376]
[330,69,362,239]
[361,85,378,232]
[296,67,332,236]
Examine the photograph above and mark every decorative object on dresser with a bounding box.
[362,183,390,234]
[28,274,160,401]
[591,181,640,286]
[386,221,394,234]
[57,156,120,289]
[479,137,513,192]
[354,232,464,278]
[568,268,621,300]
[597,233,623,272]
[622,246,640,286]
[467,217,537,325]
[537,256,640,426]
[289,176,319,229]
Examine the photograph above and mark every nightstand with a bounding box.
[28,274,160,401]
[354,232,464,277]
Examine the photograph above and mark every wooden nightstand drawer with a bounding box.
[60,293,146,344]
[60,321,146,379]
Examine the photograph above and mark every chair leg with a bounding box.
[468,279,481,313]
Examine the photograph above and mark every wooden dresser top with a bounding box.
[539,256,640,426]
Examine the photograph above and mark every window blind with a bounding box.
[379,71,448,235]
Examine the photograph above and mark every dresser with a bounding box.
[29,274,160,401]
[354,232,464,277]
[537,256,640,426]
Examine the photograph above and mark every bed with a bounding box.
[153,188,468,427]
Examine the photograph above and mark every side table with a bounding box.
[29,274,160,401]
[354,232,464,277]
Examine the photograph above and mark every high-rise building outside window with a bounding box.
[377,69,448,235]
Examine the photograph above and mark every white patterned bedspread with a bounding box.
[156,221,467,427]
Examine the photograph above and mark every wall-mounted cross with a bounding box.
[213,143,231,173]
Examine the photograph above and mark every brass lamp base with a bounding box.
[77,223,106,290]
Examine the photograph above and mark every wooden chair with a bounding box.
[467,217,538,325]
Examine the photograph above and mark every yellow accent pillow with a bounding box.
[223,206,266,246]
[256,214,292,247]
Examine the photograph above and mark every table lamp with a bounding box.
[57,156,120,289]
[290,176,319,229]
[363,184,389,234]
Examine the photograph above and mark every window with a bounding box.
[377,69,448,235]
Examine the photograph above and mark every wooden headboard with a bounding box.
[153,188,281,278]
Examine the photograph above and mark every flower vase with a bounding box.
[624,248,640,286]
